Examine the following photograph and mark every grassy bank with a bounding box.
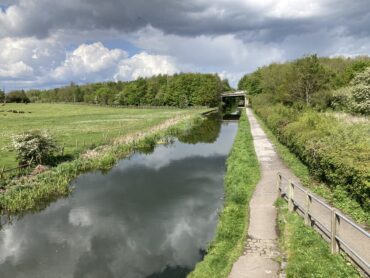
[0,103,205,168]
[276,199,360,277]
[253,112,369,225]
[189,110,260,277]
[0,111,207,215]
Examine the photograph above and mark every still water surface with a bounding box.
[0,115,238,278]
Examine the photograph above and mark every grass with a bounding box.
[0,104,210,215]
[254,113,369,225]
[188,110,260,278]
[0,103,206,168]
[276,199,360,278]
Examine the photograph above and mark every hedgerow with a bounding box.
[252,96,370,211]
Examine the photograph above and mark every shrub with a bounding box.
[350,84,370,114]
[252,97,370,211]
[8,130,59,165]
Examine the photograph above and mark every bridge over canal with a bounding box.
[221,90,248,107]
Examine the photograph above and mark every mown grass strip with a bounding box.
[276,199,360,278]
[188,110,260,278]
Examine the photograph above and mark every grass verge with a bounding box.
[188,110,260,278]
[254,113,369,225]
[276,199,360,277]
[0,112,206,215]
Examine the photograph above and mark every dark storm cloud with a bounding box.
[1,0,369,43]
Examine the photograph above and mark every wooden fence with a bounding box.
[277,172,370,276]
[0,163,31,180]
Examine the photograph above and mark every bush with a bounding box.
[252,97,370,211]
[8,130,59,165]
[350,84,370,114]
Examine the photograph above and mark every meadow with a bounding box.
[0,103,205,168]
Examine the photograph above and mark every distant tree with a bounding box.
[221,79,232,92]
[6,90,30,103]
[0,89,5,103]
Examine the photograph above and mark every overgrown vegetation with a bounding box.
[239,55,370,217]
[18,73,231,107]
[276,199,360,277]
[189,110,260,278]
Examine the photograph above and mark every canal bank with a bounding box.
[0,111,240,277]
[189,110,260,278]
[0,111,208,215]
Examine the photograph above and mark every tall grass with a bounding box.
[276,199,360,277]
[188,110,260,277]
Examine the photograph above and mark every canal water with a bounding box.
[0,114,239,278]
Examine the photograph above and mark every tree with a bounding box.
[288,55,329,106]
[6,90,30,103]
[0,89,5,103]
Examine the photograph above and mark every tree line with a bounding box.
[239,55,370,114]
[241,55,370,213]
[2,73,231,108]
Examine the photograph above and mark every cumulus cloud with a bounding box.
[51,42,127,82]
[114,52,178,81]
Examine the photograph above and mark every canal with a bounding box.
[0,113,239,278]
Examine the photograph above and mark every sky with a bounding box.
[1,0,370,91]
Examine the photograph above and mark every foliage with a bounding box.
[23,73,225,108]
[238,55,370,115]
[5,90,30,103]
[252,98,370,213]
[0,90,5,102]
[254,113,369,224]
[349,67,370,115]
[189,110,260,278]
[276,199,360,278]
[7,130,59,165]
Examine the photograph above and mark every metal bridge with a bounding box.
[221,90,248,107]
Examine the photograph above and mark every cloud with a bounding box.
[51,42,127,82]
[0,0,370,89]
[114,52,178,81]
[1,0,369,40]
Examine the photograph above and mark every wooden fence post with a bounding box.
[331,209,339,253]
[276,172,282,195]
[288,181,294,212]
[304,191,311,226]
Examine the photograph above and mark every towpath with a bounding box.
[229,108,299,278]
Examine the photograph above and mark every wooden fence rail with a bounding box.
[0,163,32,180]
[277,172,370,276]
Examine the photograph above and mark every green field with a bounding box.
[0,103,204,168]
